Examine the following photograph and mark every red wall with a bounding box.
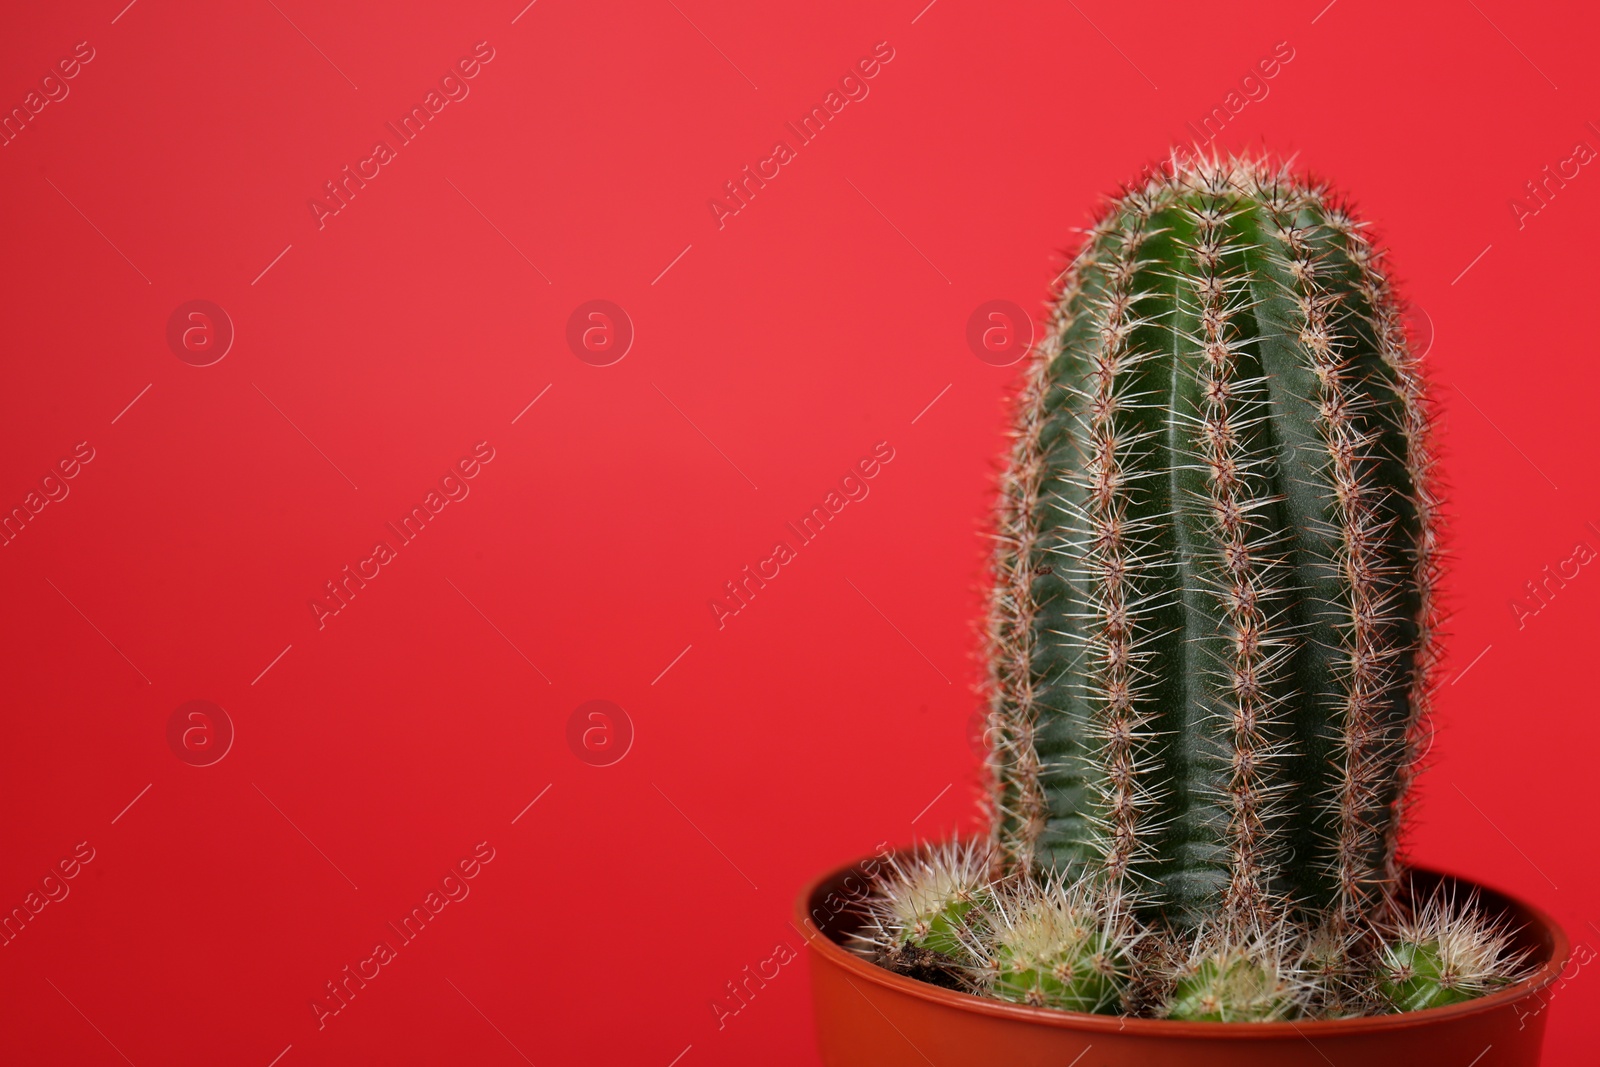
[1,1,1595,1064]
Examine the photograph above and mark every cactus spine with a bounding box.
[986,155,1439,941]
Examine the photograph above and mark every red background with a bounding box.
[1,1,1595,1063]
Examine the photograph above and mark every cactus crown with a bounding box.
[984,152,1440,943]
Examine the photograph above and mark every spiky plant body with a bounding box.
[977,876,1132,1013]
[1376,889,1532,1013]
[856,841,993,961]
[985,154,1439,944]
[1296,923,1371,1018]
[859,154,1533,1022]
[1380,941,1469,1013]
[1165,923,1308,1022]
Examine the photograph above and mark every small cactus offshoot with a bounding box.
[853,840,994,990]
[1376,888,1533,1013]
[856,152,1539,1023]
[857,839,992,958]
[976,875,1133,1013]
[1164,923,1307,1022]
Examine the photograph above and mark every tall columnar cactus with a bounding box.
[984,154,1440,941]
[859,155,1532,1019]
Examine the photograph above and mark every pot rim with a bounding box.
[795,853,1570,1040]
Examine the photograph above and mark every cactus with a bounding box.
[855,841,994,991]
[858,840,993,959]
[859,153,1532,1021]
[986,152,1437,938]
[1163,921,1309,1022]
[974,874,1133,1013]
[857,846,1136,1012]
[1376,887,1532,1013]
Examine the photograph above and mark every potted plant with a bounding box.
[795,154,1568,1066]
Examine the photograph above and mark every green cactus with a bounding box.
[1160,920,1314,1021]
[860,154,1533,1022]
[856,840,994,986]
[985,153,1438,942]
[1376,888,1532,1013]
[979,876,1132,1013]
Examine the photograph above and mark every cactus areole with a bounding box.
[985,155,1437,940]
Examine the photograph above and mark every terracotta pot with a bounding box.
[796,856,1568,1066]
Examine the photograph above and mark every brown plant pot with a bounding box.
[796,855,1568,1067]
